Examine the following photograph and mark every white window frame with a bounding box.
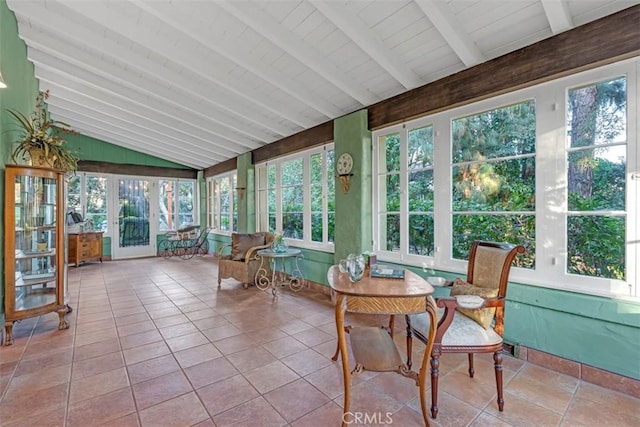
[68,172,113,238]
[206,171,237,235]
[373,59,638,298]
[255,144,335,252]
[158,178,198,232]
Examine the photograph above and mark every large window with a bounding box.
[207,172,237,233]
[377,126,435,257]
[451,101,536,268]
[256,145,335,250]
[373,60,637,297]
[566,77,627,281]
[68,173,109,232]
[159,179,196,231]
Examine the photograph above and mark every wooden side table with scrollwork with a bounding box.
[327,265,437,426]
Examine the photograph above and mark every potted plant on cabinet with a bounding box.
[8,90,78,171]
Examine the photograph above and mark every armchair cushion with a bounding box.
[408,309,503,347]
[231,233,266,261]
[450,278,498,329]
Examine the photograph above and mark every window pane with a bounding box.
[566,76,627,280]
[452,213,535,268]
[452,158,535,212]
[408,125,433,169]
[383,174,400,212]
[159,180,176,231]
[311,184,322,211]
[283,212,303,239]
[220,177,230,231]
[68,176,81,212]
[452,101,536,163]
[282,159,303,186]
[568,149,626,211]
[178,182,194,228]
[409,170,434,211]
[379,213,400,252]
[328,212,335,243]
[311,213,323,242]
[86,177,108,232]
[567,215,624,280]
[311,153,322,182]
[409,214,434,255]
[382,134,400,172]
[282,186,303,211]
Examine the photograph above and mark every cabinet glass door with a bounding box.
[13,173,58,312]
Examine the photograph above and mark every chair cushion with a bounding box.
[409,309,503,347]
[450,279,498,329]
[231,233,265,261]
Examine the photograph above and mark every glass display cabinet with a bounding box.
[3,165,69,345]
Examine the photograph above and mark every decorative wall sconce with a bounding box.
[0,70,7,89]
[236,187,246,199]
[336,152,354,193]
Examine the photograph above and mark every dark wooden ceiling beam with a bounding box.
[78,160,197,179]
[251,121,334,165]
[368,5,640,129]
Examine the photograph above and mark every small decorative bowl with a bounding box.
[427,276,447,287]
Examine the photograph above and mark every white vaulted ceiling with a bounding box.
[7,0,639,169]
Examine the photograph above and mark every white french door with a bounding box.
[112,177,158,259]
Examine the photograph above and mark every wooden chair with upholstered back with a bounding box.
[405,240,525,419]
[217,232,273,289]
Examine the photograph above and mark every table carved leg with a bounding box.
[334,294,351,427]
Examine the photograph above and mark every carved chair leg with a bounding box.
[430,353,440,419]
[405,315,413,369]
[468,353,475,378]
[494,351,504,411]
[217,277,221,289]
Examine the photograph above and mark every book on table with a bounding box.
[370,267,405,279]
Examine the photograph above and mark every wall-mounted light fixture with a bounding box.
[336,152,354,193]
[0,69,7,89]
[236,187,246,199]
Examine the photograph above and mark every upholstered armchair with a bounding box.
[405,240,525,419]
[217,232,273,289]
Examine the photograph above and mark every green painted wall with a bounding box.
[333,110,373,262]
[236,153,255,233]
[65,132,192,169]
[0,0,40,333]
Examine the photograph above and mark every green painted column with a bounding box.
[334,110,372,262]
[236,152,255,233]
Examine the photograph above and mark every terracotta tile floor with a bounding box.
[1,257,638,426]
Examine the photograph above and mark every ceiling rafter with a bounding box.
[216,1,378,106]
[309,0,423,90]
[541,0,573,34]
[415,0,484,67]
[50,106,226,168]
[37,75,240,167]
[55,0,317,129]
[132,0,343,119]
[11,9,290,141]
[29,49,262,152]
[50,107,211,169]
[34,71,243,159]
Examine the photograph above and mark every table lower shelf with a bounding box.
[349,326,404,372]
